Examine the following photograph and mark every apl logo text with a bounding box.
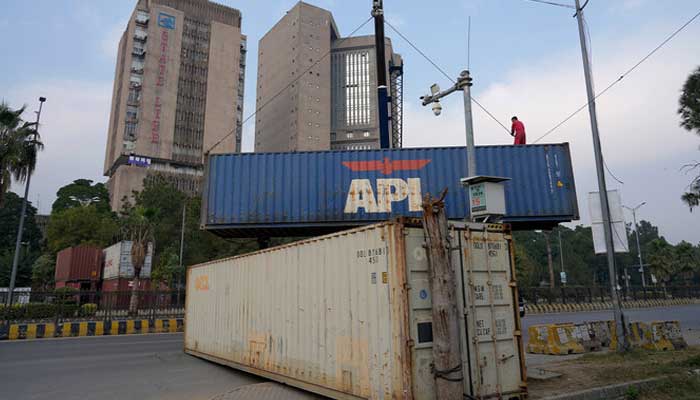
[342,158,431,214]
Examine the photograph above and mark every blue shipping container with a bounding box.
[203,144,578,237]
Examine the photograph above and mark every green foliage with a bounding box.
[31,254,55,290]
[0,102,43,207]
[46,204,118,253]
[79,303,97,317]
[625,386,640,400]
[151,247,182,288]
[679,66,700,134]
[0,191,41,286]
[0,304,25,320]
[51,179,110,214]
[678,67,700,210]
[513,220,700,287]
[127,178,258,277]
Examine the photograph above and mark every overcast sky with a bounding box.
[1,0,699,244]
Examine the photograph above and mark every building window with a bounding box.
[363,131,370,137]
[124,121,137,139]
[347,132,354,139]
[344,51,371,126]
[126,105,138,121]
[128,87,141,103]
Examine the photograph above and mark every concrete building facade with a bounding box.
[103,0,246,210]
[255,2,402,152]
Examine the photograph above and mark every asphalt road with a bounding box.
[0,333,261,400]
[2,305,698,399]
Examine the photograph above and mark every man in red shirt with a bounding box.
[511,116,526,145]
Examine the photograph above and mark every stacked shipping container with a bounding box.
[54,245,103,290]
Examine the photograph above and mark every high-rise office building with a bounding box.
[103,0,246,210]
[254,1,402,152]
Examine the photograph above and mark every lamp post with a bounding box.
[623,202,647,287]
[7,96,45,306]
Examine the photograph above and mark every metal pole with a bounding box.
[459,71,476,178]
[372,0,391,148]
[558,228,565,283]
[575,0,627,351]
[177,201,186,304]
[544,231,554,289]
[632,208,646,287]
[7,98,44,306]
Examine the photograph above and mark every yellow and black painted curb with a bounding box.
[1,318,183,341]
[524,298,700,314]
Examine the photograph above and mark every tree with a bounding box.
[0,192,42,286]
[0,102,42,207]
[51,179,110,214]
[647,238,677,285]
[151,247,182,288]
[31,254,55,291]
[46,205,118,253]
[120,205,156,314]
[678,66,700,210]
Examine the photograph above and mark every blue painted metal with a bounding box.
[202,144,578,236]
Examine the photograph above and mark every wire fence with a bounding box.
[520,285,700,305]
[0,290,185,324]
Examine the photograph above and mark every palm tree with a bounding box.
[0,102,43,207]
[121,205,157,315]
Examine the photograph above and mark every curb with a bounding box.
[0,318,184,341]
[540,376,665,400]
[525,298,700,314]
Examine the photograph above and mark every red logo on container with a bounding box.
[342,158,431,175]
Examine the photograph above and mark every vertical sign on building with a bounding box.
[152,12,175,148]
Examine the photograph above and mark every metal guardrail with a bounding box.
[520,285,700,305]
[0,290,185,325]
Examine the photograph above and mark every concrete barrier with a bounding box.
[1,318,184,341]
[527,323,585,355]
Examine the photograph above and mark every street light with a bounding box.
[7,96,46,306]
[421,70,476,178]
[623,201,647,287]
[69,195,102,207]
[535,230,555,288]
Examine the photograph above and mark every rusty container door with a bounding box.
[185,222,413,399]
[455,223,526,399]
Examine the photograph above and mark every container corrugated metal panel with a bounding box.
[202,144,578,236]
[186,223,409,399]
[185,221,525,399]
[102,241,153,279]
[55,245,103,281]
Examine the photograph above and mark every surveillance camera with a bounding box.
[430,84,440,95]
[432,101,442,116]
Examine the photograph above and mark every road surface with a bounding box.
[0,333,261,400]
[2,305,698,399]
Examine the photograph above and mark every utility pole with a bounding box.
[538,230,555,288]
[421,191,464,399]
[372,0,391,148]
[574,0,627,351]
[623,202,647,287]
[7,97,45,306]
[177,201,186,305]
[558,228,566,285]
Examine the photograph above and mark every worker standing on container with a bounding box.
[511,116,526,145]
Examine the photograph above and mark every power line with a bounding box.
[533,8,700,143]
[384,19,512,135]
[205,16,374,154]
[522,0,575,9]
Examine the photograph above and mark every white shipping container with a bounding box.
[185,221,526,399]
[102,241,153,280]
